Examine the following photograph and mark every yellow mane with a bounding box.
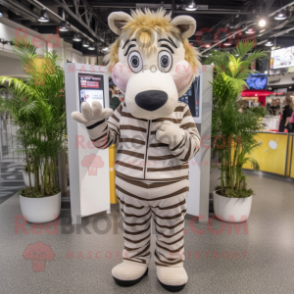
[104,9,201,73]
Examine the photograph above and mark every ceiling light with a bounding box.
[73,33,82,42]
[102,47,108,51]
[38,9,49,23]
[246,28,255,35]
[59,21,69,32]
[258,18,266,27]
[185,1,198,11]
[259,29,265,34]
[274,10,287,20]
[265,40,273,46]
[88,44,95,50]
[82,40,90,48]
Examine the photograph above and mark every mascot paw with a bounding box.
[71,101,113,127]
[156,121,185,147]
[112,260,148,287]
[156,266,188,292]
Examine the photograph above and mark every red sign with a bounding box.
[80,80,99,88]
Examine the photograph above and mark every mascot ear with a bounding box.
[108,12,133,35]
[171,15,196,39]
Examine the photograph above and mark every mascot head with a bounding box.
[104,9,201,120]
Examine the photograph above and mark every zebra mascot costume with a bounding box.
[72,9,201,292]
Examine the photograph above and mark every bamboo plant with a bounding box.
[0,39,67,197]
[204,41,267,198]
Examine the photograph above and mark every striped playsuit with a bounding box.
[86,101,200,266]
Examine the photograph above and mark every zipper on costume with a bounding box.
[144,120,151,180]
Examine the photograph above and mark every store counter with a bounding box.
[243,132,294,178]
[109,132,294,204]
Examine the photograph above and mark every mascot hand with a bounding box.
[71,101,113,127]
[156,121,185,147]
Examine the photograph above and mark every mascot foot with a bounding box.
[112,260,148,287]
[156,266,188,292]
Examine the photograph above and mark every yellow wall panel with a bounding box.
[243,133,288,176]
[290,136,294,179]
[109,145,118,204]
[286,136,293,177]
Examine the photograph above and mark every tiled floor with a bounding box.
[0,169,293,293]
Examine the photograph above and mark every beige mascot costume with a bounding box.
[72,9,201,292]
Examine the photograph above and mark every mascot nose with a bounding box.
[135,90,168,111]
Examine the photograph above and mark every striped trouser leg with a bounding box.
[115,176,152,265]
[149,179,189,267]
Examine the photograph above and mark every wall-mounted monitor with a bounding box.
[78,74,105,110]
[270,46,294,70]
[246,73,268,90]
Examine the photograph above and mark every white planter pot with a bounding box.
[19,192,61,223]
[213,190,253,223]
[22,170,35,187]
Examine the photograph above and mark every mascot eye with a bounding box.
[158,51,172,72]
[128,51,143,73]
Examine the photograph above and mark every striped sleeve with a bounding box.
[86,104,122,149]
[169,105,201,162]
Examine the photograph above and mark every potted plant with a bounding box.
[0,39,67,223]
[204,41,267,223]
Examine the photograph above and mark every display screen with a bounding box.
[246,73,267,90]
[178,77,200,117]
[270,46,294,69]
[78,74,105,110]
